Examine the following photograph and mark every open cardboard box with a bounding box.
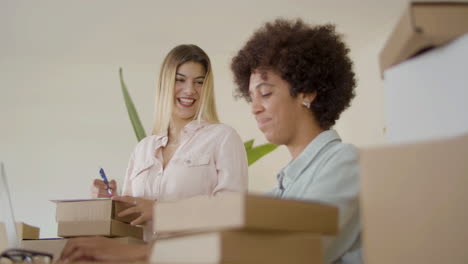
[360,133,468,264]
[379,2,468,75]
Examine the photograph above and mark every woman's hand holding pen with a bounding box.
[112,196,155,226]
[91,179,117,198]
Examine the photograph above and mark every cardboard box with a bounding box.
[0,223,7,253]
[21,237,144,260]
[55,199,138,224]
[360,133,468,264]
[57,219,143,239]
[379,2,468,75]
[0,222,40,252]
[54,199,142,239]
[154,193,338,235]
[384,33,468,144]
[151,231,323,264]
[16,222,40,239]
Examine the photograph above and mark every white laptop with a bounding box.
[0,162,52,262]
[0,162,20,250]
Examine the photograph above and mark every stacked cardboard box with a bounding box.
[360,133,468,264]
[380,2,468,144]
[54,199,143,239]
[150,193,338,264]
[6,199,146,260]
[379,2,468,75]
[363,3,468,261]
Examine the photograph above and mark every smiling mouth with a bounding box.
[177,98,196,107]
[257,118,271,128]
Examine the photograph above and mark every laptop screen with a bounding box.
[0,162,20,249]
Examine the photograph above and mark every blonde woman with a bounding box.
[91,44,248,238]
[59,45,248,263]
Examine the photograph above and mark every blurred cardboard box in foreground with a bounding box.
[360,133,468,264]
[379,2,468,74]
[151,231,323,264]
[151,193,337,264]
[22,236,144,260]
[380,2,468,144]
[154,193,338,235]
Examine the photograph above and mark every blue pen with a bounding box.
[99,168,113,195]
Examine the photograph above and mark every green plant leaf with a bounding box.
[246,143,278,166]
[244,139,254,150]
[119,67,147,142]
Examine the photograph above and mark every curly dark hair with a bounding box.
[231,18,356,130]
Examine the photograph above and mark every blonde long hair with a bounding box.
[152,44,219,135]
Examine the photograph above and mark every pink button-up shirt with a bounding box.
[122,121,248,201]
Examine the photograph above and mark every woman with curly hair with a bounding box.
[231,19,361,264]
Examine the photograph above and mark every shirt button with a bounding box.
[184,159,191,165]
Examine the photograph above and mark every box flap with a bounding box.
[110,220,143,240]
[113,201,139,224]
[379,2,468,76]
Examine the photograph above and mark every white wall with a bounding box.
[384,34,468,144]
[0,0,408,238]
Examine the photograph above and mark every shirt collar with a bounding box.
[278,129,342,185]
[183,119,209,134]
[153,119,210,148]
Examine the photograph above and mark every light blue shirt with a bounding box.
[269,130,361,264]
